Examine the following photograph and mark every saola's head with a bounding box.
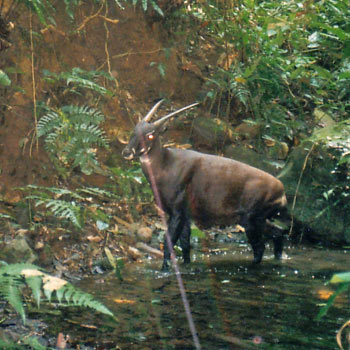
[122,100,199,160]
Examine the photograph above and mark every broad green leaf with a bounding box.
[191,226,206,239]
[316,282,348,320]
[330,272,350,284]
[0,70,11,86]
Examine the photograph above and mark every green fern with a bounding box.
[19,185,116,229]
[37,105,109,176]
[206,66,250,111]
[0,334,46,349]
[42,67,113,96]
[21,186,84,228]
[0,263,115,325]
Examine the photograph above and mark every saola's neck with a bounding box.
[140,139,167,172]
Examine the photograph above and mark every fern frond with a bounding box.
[44,199,82,228]
[27,195,83,228]
[230,80,250,107]
[78,187,115,199]
[60,284,114,317]
[37,110,60,137]
[75,124,109,147]
[0,275,26,323]
[25,276,42,307]
[37,105,108,176]
[0,264,115,324]
[43,68,113,96]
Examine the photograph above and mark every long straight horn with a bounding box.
[142,99,164,122]
[153,102,200,127]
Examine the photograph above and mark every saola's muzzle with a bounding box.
[122,147,135,160]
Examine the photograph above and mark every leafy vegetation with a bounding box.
[1,0,350,348]
[42,67,114,97]
[171,1,350,144]
[0,69,11,86]
[37,105,109,176]
[19,185,116,229]
[0,336,46,350]
[115,0,164,16]
[0,262,114,324]
[316,272,350,349]
[110,164,153,218]
[317,272,350,321]
[19,169,152,229]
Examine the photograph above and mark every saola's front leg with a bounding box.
[162,195,191,271]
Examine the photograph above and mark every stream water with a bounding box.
[69,242,349,350]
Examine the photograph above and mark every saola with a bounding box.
[122,100,288,270]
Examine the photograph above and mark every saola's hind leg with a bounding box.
[241,215,266,264]
[273,235,284,260]
[266,218,285,260]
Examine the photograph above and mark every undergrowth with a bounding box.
[37,105,109,177]
[0,262,115,325]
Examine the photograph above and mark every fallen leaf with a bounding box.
[317,289,333,300]
[113,298,136,305]
[42,275,68,291]
[87,235,102,243]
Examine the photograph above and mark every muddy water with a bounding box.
[75,243,349,350]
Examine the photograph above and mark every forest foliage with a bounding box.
[0,1,350,348]
[0,0,349,234]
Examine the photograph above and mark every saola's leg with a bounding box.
[162,210,191,270]
[266,206,288,260]
[241,214,266,264]
[273,235,284,260]
[266,219,285,260]
[179,210,191,264]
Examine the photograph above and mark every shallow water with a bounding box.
[74,243,349,349]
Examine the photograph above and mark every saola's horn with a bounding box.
[142,99,165,122]
[153,102,200,127]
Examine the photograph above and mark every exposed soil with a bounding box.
[0,1,204,202]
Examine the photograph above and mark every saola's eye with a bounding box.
[146,133,154,141]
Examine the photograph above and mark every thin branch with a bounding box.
[75,1,105,32]
[288,143,315,238]
[29,10,38,156]
[40,24,66,37]
[112,48,163,59]
[99,15,119,24]
[4,0,18,21]
[97,48,163,72]
[0,0,4,15]
[103,1,114,85]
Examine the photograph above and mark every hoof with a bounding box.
[253,257,262,264]
[161,260,170,271]
[183,257,191,264]
[274,252,282,260]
